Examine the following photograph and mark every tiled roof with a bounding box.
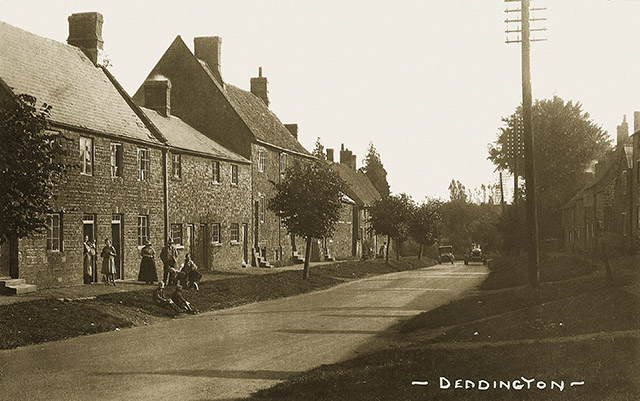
[223,84,309,155]
[331,162,381,207]
[196,58,310,155]
[0,21,159,144]
[141,108,248,163]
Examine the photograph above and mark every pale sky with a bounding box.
[1,0,639,201]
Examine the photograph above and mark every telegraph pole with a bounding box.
[505,0,546,287]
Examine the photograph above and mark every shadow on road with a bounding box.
[96,369,295,381]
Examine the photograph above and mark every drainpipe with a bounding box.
[162,148,169,242]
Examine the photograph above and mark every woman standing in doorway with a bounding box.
[101,238,117,286]
[138,240,158,284]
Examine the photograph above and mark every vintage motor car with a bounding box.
[464,245,487,265]
[437,245,455,264]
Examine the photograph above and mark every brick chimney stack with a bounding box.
[250,67,269,107]
[194,36,223,84]
[143,76,171,117]
[67,12,104,66]
[339,144,355,170]
[326,149,334,162]
[284,124,298,139]
[634,111,640,134]
[617,115,629,147]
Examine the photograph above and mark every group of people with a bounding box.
[139,238,202,290]
[82,236,119,286]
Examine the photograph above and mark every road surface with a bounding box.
[0,262,488,401]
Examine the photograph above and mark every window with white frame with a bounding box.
[79,137,93,176]
[212,161,220,183]
[231,164,239,185]
[211,223,221,243]
[280,152,287,176]
[110,143,123,178]
[622,170,629,195]
[260,195,265,223]
[258,149,266,172]
[230,223,239,243]
[46,213,62,251]
[171,224,183,246]
[138,147,150,181]
[137,215,149,246]
[172,153,182,179]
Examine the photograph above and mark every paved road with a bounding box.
[0,262,488,401]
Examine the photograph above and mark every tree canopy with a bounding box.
[362,142,390,197]
[0,94,71,244]
[269,160,346,278]
[369,193,414,262]
[488,96,611,239]
[312,137,326,160]
[409,198,443,259]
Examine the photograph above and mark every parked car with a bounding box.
[437,245,455,264]
[464,245,486,265]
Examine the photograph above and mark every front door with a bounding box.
[198,224,209,270]
[242,223,248,265]
[111,214,124,280]
[82,214,97,282]
[186,224,195,258]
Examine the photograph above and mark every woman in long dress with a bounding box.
[138,240,158,284]
[100,238,117,286]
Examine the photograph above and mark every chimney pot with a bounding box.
[67,12,104,65]
[617,114,629,146]
[144,76,171,117]
[250,67,269,107]
[326,148,334,162]
[194,36,223,84]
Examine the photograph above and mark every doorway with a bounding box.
[82,214,97,282]
[111,214,124,280]
[186,224,195,259]
[242,223,248,266]
[198,224,209,270]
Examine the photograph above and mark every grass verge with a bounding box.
[0,257,432,350]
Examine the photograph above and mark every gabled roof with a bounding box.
[141,108,248,164]
[136,35,310,156]
[331,162,381,207]
[223,83,309,155]
[0,21,160,144]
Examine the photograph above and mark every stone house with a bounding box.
[0,13,252,290]
[0,14,166,288]
[139,77,252,270]
[132,35,315,267]
[562,115,635,253]
[327,145,382,259]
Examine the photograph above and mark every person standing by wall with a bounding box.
[160,238,178,285]
[138,240,158,284]
[101,238,117,286]
[83,236,96,284]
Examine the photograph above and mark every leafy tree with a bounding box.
[489,97,611,240]
[312,137,326,160]
[362,142,390,197]
[0,94,73,278]
[409,198,443,259]
[369,193,414,262]
[448,179,468,203]
[269,160,346,279]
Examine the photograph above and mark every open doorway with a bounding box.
[111,214,124,280]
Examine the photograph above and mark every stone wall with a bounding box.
[12,128,164,288]
[167,150,251,270]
